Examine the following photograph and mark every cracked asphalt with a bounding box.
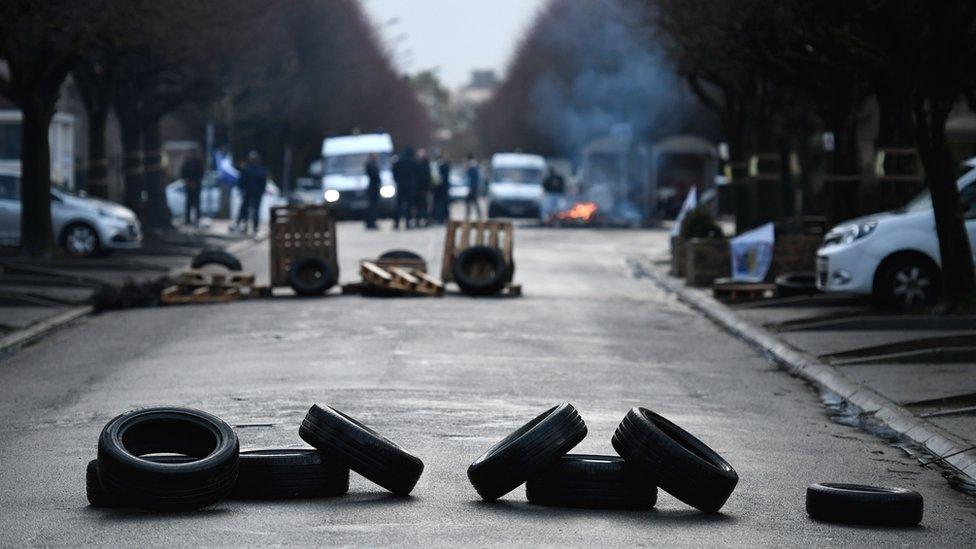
[1,222,974,547]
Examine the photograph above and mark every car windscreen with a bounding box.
[492,167,543,184]
[325,153,391,176]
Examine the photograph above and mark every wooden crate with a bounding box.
[440,220,515,283]
[161,269,268,305]
[357,260,444,296]
[270,205,338,288]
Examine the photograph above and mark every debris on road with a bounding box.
[806,483,924,526]
[230,449,349,500]
[525,454,657,509]
[160,269,268,305]
[442,220,521,297]
[271,205,339,296]
[344,250,444,297]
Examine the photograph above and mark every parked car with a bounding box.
[321,133,397,218]
[816,158,976,309]
[487,153,546,218]
[0,167,141,257]
[165,174,286,224]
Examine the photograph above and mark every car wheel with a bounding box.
[62,223,100,258]
[877,256,939,310]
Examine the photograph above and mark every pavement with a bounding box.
[1,219,975,547]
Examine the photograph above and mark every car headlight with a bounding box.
[324,189,340,203]
[380,185,396,199]
[835,220,878,245]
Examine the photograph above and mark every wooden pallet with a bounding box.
[440,219,519,295]
[270,205,338,289]
[712,281,776,302]
[357,260,444,297]
[161,269,268,305]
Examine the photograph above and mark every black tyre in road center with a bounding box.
[452,245,510,296]
[96,407,239,511]
[231,449,349,499]
[526,454,657,509]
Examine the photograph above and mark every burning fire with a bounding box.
[552,201,598,223]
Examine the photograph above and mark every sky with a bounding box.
[362,0,548,89]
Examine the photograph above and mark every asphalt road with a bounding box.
[1,221,974,547]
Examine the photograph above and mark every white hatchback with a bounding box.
[816,160,976,309]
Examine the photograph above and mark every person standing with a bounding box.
[414,148,432,227]
[541,166,566,223]
[435,153,451,224]
[464,153,482,220]
[180,150,204,227]
[392,148,417,230]
[237,151,267,236]
[364,153,381,230]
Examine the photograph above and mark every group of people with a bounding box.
[180,149,267,235]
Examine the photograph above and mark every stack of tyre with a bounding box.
[86,405,423,511]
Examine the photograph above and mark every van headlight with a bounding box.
[834,220,878,245]
[380,185,396,198]
[324,189,340,203]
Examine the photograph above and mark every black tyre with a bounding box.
[452,245,510,296]
[299,405,424,496]
[612,407,737,513]
[775,271,818,297]
[288,256,335,296]
[806,483,923,526]
[467,403,587,501]
[526,454,657,510]
[231,449,349,500]
[378,249,424,261]
[87,456,195,508]
[96,407,239,511]
[875,256,940,310]
[62,222,101,258]
[191,249,243,271]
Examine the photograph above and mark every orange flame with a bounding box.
[553,201,598,223]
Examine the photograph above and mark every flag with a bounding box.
[730,222,775,282]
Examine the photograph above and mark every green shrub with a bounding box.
[679,206,723,239]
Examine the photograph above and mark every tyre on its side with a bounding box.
[526,454,657,510]
[452,245,509,296]
[467,403,587,501]
[231,449,349,499]
[96,407,239,511]
[288,256,336,296]
[299,405,424,496]
[806,483,923,526]
[191,249,243,271]
[775,271,818,298]
[612,407,737,513]
[874,255,940,310]
[378,249,423,261]
[87,456,195,508]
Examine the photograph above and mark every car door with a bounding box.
[0,174,21,244]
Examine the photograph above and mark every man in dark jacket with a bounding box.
[392,148,416,230]
[414,148,432,227]
[364,153,381,230]
[236,151,267,235]
[180,150,204,226]
[434,152,451,224]
[464,153,482,220]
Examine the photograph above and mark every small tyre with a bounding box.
[230,449,349,500]
[875,256,940,310]
[378,249,423,261]
[452,245,510,296]
[288,256,336,296]
[806,483,923,526]
[612,407,737,513]
[299,405,424,496]
[96,407,239,511]
[467,403,587,501]
[62,222,101,258]
[87,456,195,508]
[526,454,657,510]
[191,249,243,271]
[775,271,818,298]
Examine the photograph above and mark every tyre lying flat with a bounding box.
[526,454,657,510]
[231,449,349,499]
[806,483,923,526]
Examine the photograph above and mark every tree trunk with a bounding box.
[140,117,172,229]
[19,101,57,256]
[913,97,976,310]
[119,115,144,216]
[86,106,110,198]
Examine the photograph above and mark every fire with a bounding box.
[553,201,598,223]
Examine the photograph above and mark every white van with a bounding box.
[321,133,396,217]
[816,158,976,309]
[487,153,547,218]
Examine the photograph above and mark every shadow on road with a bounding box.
[466,499,736,526]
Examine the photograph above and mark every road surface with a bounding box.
[1,222,974,547]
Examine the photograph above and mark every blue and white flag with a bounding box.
[730,222,775,282]
[670,186,698,237]
[216,151,239,186]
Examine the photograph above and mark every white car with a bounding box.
[0,167,141,257]
[165,175,286,224]
[816,159,976,309]
[487,153,546,218]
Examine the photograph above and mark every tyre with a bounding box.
[612,407,737,513]
[525,454,657,510]
[775,271,818,297]
[875,256,940,310]
[452,245,509,296]
[467,403,587,501]
[62,223,101,258]
[378,249,423,261]
[288,256,335,296]
[87,456,195,508]
[191,249,243,271]
[96,407,240,511]
[299,405,424,496]
[230,449,349,499]
[806,483,923,526]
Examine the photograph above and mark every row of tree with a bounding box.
[638,0,976,309]
[0,0,431,256]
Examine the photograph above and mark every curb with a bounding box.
[639,261,976,487]
[0,305,94,357]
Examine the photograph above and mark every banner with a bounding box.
[730,222,775,282]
